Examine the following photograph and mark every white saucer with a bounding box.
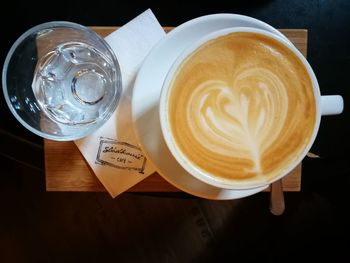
[131,14,289,200]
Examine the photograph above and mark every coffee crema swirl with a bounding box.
[168,32,316,187]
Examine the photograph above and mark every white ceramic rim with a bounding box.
[167,13,292,45]
[159,26,321,190]
[2,21,122,141]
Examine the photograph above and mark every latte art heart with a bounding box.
[188,68,288,175]
[167,32,316,186]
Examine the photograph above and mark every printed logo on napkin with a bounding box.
[95,137,146,174]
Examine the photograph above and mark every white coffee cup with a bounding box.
[159,27,343,190]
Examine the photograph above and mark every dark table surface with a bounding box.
[0,1,349,261]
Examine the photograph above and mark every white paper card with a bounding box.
[74,9,166,197]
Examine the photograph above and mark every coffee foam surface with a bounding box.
[168,32,316,186]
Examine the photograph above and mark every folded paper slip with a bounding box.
[74,9,166,197]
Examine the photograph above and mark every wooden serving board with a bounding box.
[45,27,307,193]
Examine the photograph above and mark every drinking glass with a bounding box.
[2,21,122,141]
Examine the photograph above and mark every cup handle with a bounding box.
[320,95,344,116]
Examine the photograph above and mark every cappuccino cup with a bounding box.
[159,27,343,190]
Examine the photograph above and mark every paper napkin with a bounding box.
[75,9,166,197]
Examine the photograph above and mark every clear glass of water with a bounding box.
[2,21,122,141]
